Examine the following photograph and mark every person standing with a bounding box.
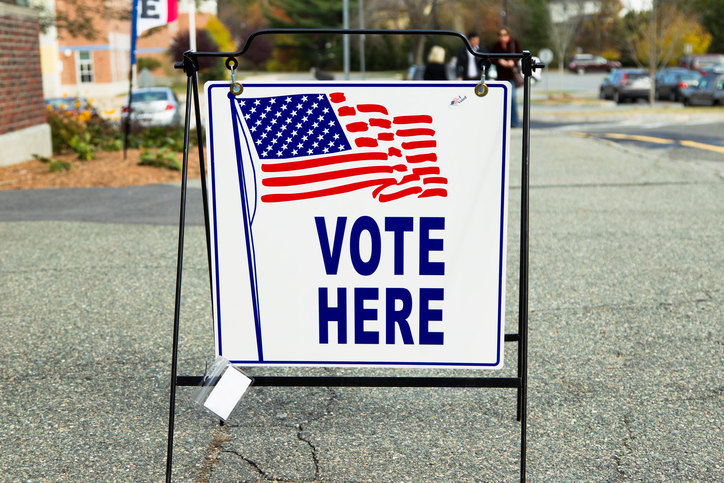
[424,45,448,80]
[490,27,522,127]
[456,31,488,81]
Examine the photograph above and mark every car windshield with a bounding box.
[627,73,648,80]
[680,73,701,81]
[131,91,169,102]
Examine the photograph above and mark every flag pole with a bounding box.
[124,0,138,160]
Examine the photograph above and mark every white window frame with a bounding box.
[76,51,94,84]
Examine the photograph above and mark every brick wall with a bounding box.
[0,5,47,136]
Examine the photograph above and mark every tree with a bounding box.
[264,0,347,71]
[700,0,724,53]
[506,0,551,56]
[620,0,711,105]
[548,0,585,94]
[34,0,129,40]
[168,29,225,80]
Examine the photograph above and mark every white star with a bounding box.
[292,149,298,155]
[312,103,318,109]
[301,96,308,102]
[323,147,329,153]
[323,128,329,134]
[333,133,340,139]
[317,95,324,100]
[285,97,292,103]
[269,98,276,104]
[323,108,329,114]
[312,142,319,148]
[254,100,261,106]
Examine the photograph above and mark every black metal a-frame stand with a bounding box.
[166,28,540,483]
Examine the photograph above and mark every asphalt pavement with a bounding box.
[1,124,723,482]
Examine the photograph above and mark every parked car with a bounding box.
[698,63,724,76]
[656,70,702,101]
[568,54,621,74]
[45,96,95,115]
[599,69,652,104]
[122,87,182,127]
[678,54,724,71]
[681,73,724,106]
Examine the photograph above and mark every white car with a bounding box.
[122,87,182,127]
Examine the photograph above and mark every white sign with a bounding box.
[204,81,511,369]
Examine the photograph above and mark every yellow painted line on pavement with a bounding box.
[601,133,675,144]
[679,140,724,155]
[569,132,724,155]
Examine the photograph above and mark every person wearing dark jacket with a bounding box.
[424,45,448,80]
[490,27,522,127]
[456,32,488,80]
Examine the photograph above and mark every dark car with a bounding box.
[682,73,724,106]
[568,54,621,74]
[656,70,702,101]
[678,54,724,71]
[599,69,652,104]
[698,63,724,76]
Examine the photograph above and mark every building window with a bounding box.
[77,51,94,83]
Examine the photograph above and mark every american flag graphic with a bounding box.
[232,91,448,203]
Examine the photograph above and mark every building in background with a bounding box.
[37,0,217,99]
[0,0,52,166]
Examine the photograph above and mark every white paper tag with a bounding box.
[202,367,252,420]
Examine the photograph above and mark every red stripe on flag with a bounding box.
[388,147,402,157]
[372,180,398,198]
[399,174,421,184]
[379,186,423,202]
[401,140,436,150]
[329,93,346,103]
[263,165,405,187]
[393,115,432,124]
[262,152,389,173]
[357,104,388,115]
[419,188,448,198]
[423,176,448,185]
[369,118,392,129]
[346,122,368,132]
[338,106,356,116]
[262,178,395,203]
[413,167,440,176]
[396,128,436,137]
[355,137,378,148]
[406,153,437,163]
[378,133,394,141]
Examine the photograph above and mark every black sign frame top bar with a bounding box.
[166,28,539,483]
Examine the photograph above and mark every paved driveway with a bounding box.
[1,130,722,482]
